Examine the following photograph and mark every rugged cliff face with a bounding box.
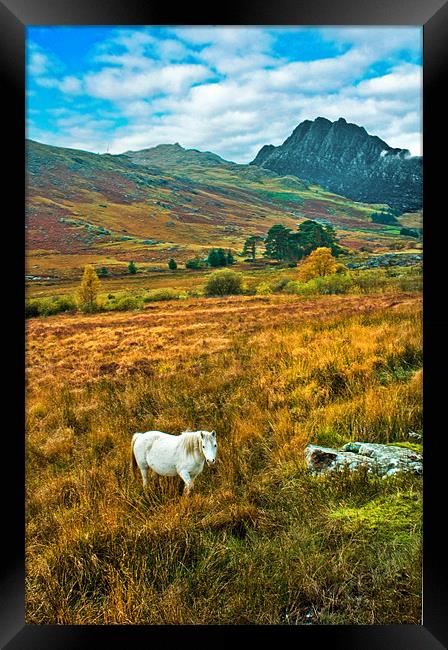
[250,117,422,213]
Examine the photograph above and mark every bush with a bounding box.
[352,270,389,293]
[283,280,301,294]
[283,274,353,296]
[204,270,244,296]
[25,299,41,318]
[25,295,77,318]
[108,296,143,311]
[143,288,180,302]
[400,227,420,239]
[185,257,207,270]
[255,282,272,296]
[272,277,293,293]
[314,273,354,294]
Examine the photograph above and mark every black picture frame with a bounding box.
[2,0,447,647]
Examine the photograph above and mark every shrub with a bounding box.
[109,295,143,311]
[25,295,77,318]
[128,261,137,275]
[283,274,353,296]
[283,280,301,294]
[400,227,420,239]
[143,288,180,302]
[398,273,423,292]
[204,270,244,296]
[255,282,272,296]
[272,277,293,293]
[168,258,177,270]
[314,273,354,294]
[352,270,389,293]
[185,257,207,270]
[25,299,41,318]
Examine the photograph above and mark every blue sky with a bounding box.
[26,26,422,162]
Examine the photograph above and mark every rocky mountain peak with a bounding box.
[251,117,422,213]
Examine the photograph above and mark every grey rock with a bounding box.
[305,441,422,477]
[346,253,422,270]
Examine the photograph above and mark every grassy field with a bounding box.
[26,280,423,624]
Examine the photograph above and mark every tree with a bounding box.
[226,249,235,265]
[295,220,342,257]
[264,224,299,262]
[99,266,108,277]
[77,264,101,313]
[400,227,420,238]
[242,235,264,261]
[297,247,338,281]
[370,210,399,226]
[168,258,177,270]
[207,248,228,267]
[128,261,137,274]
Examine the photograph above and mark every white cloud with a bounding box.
[84,63,211,100]
[28,51,49,76]
[59,76,83,94]
[27,27,422,160]
[356,63,422,97]
[320,27,422,58]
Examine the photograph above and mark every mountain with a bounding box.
[26,139,420,279]
[250,117,422,214]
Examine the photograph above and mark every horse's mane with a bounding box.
[178,430,202,455]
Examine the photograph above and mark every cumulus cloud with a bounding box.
[27,26,422,160]
[355,63,422,97]
[84,63,211,100]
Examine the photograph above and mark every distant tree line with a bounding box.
[241,220,343,264]
[185,248,235,269]
[370,208,401,226]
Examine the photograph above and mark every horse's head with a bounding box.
[200,430,217,466]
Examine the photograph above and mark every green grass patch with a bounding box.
[329,491,422,544]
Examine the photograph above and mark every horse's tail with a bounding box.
[130,433,140,477]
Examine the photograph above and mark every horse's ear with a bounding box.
[211,430,216,437]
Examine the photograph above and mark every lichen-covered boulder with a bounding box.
[305,442,422,477]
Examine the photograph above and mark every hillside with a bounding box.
[26,138,421,280]
[251,117,422,214]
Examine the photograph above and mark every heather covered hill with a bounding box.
[251,117,422,214]
[26,138,420,279]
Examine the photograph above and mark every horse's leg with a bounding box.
[140,465,149,488]
[178,469,193,497]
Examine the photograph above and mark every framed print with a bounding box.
[2,0,447,647]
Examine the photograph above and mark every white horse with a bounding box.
[131,430,217,496]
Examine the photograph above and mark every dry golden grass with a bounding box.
[26,290,422,624]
